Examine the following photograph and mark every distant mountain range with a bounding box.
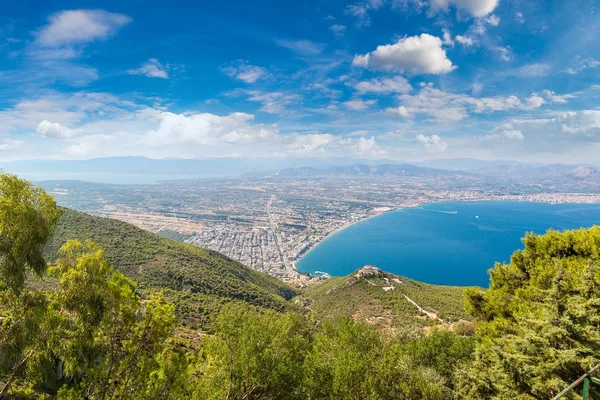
[275,163,471,178]
[275,162,600,187]
[1,156,599,186]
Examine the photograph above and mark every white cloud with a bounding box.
[0,139,24,151]
[515,12,525,23]
[356,136,386,156]
[397,83,546,122]
[429,0,499,17]
[415,134,447,153]
[146,112,278,145]
[330,24,347,38]
[275,39,326,56]
[354,76,412,94]
[525,95,545,109]
[127,59,169,79]
[496,46,512,61]
[352,33,455,75]
[502,130,524,140]
[222,62,267,83]
[345,0,387,27]
[564,57,600,74]
[385,105,410,117]
[35,9,131,47]
[455,35,475,46]
[542,90,573,104]
[287,133,334,154]
[36,120,80,138]
[509,63,551,77]
[442,29,454,46]
[244,91,302,114]
[488,111,600,154]
[553,110,600,138]
[343,99,377,110]
[485,124,524,141]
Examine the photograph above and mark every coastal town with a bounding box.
[42,172,600,283]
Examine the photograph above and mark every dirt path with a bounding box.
[403,295,443,322]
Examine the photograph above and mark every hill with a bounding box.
[298,265,472,335]
[44,208,298,328]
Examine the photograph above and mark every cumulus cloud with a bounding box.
[429,0,499,17]
[485,124,524,141]
[354,76,412,94]
[222,62,267,83]
[287,133,334,154]
[525,95,545,109]
[127,59,169,79]
[36,120,81,138]
[352,34,455,75]
[343,99,377,110]
[145,112,279,146]
[397,83,547,122]
[275,39,326,56]
[35,9,131,47]
[356,136,386,156]
[415,134,447,153]
[385,106,410,117]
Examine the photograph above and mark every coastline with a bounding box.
[292,197,600,279]
[293,205,409,274]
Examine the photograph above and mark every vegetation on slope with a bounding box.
[3,174,600,399]
[44,208,297,328]
[460,226,600,399]
[300,266,472,336]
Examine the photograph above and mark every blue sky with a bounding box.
[1,0,599,163]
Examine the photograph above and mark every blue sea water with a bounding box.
[296,201,600,287]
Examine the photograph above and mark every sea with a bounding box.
[296,201,600,287]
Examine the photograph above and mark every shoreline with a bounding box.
[292,197,600,279]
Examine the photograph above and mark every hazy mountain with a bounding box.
[0,156,391,184]
[275,163,468,178]
[415,158,525,171]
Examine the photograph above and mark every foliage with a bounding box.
[45,208,298,328]
[0,240,182,399]
[302,317,449,400]
[192,304,311,399]
[0,174,60,292]
[402,329,475,389]
[460,227,600,399]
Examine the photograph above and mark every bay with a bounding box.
[296,201,600,287]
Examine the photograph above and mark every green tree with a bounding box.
[0,173,60,292]
[303,317,448,400]
[402,329,475,390]
[192,304,311,400]
[460,227,600,399]
[1,240,183,399]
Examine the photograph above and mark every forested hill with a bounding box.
[299,266,471,334]
[44,208,298,328]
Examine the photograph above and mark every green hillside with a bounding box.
[299,265,472,334]
[44,208,298,328]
